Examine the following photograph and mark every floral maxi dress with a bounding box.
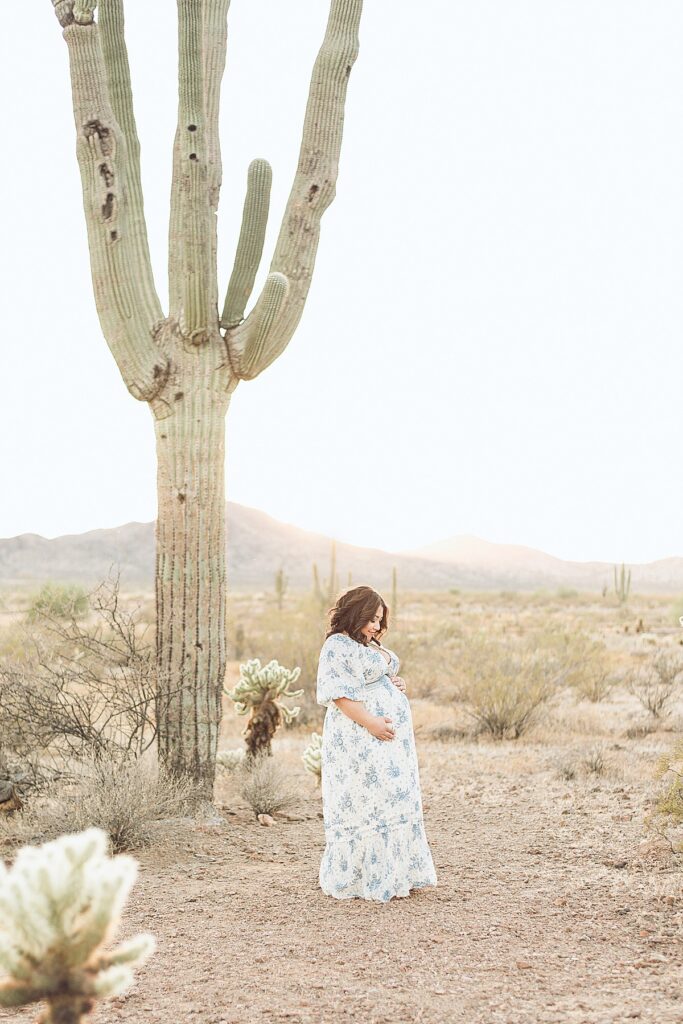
[316,632,438,901]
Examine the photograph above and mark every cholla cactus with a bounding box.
[0,828,155,1022]
[225,659,303,758]
[216,748,245,772]
[302,732,322,786]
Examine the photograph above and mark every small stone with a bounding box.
[257,813,276,826]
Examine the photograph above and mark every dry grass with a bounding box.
[0,753,195,853]
[238,750,300,819]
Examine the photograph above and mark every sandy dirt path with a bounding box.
[2,739,682,1024]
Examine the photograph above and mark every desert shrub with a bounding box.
[556,758,577,781]
[556,587,579,600]
[27,582,89,621]
[534,629,615,703]
[650,742,683,850]
[216,748,246,772]
[453,634,556,740]
[427,725,468,743]
[7,754,195,853]
[670,596,683,627]
[0,574,168,780]
[626,651,683,718]
[624,721,659,740]
[238,750,299,818]
[580,743,608,776]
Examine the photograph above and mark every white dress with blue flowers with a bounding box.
[316,632,438,902]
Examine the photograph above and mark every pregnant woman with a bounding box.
[316,585,438,902]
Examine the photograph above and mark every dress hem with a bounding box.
[319,878,438,903]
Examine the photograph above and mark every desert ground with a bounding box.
[1,587,682,1023]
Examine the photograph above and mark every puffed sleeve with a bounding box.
[317,635,365,708]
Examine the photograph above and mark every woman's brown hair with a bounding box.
[325,585,389,646]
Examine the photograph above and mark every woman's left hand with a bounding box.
[390,675,407,694]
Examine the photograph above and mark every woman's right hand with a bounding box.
[367,715,395,741]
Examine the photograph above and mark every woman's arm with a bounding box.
[333,697,395,741]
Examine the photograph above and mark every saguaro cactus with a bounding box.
[49,0,364,797]
[613,562,631,604]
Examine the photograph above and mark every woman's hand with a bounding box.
[367,715,396,741]
[390,675,407,694]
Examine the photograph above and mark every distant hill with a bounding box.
[0,504,681,593]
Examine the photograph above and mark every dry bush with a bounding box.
[427,724,469,743]
[0,573,175,787]
[238,750,299,818]
[556,758,578,781]
[2,754,195,854]
[533,628,615,703]
[27,582,90,621]
[653,741,683,825]
[624,721,659,740]
[580,743,608,776]
[453,634,556,740]
[626,651,683,718]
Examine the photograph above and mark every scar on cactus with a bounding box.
[225,658,303,758]
[0,827,155,1023]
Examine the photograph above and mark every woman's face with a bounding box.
[360,603,383,642]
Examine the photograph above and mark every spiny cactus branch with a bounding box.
[174,0,211,335]
[0,829,155,1021]
[57,17,168,401]
[203,0,230,217]
[99,0,163,324]
[226,272,289,379]
[225,0,362,380]
[221,158,273,330]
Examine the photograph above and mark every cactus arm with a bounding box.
[169,0,231,338]
[175,0,210,336]
[203,0,231,320]
[226,272,289,379]
[98,0,163,324]
[54,5,169,402]
[220,159,273,330]
[225,0,362,380]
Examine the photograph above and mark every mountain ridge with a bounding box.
[0,504,681,593]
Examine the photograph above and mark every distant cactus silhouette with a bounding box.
[225,658,303,757]
[614,563,631,604]
[274,567,288,612]
[0,828,155,1022]
[313,540,339,612]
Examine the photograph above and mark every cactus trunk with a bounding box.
[155,386,229,796]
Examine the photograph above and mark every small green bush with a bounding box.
[27,582,89,621]
[453,634,555,740]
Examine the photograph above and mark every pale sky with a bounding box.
[0,1,681,564]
